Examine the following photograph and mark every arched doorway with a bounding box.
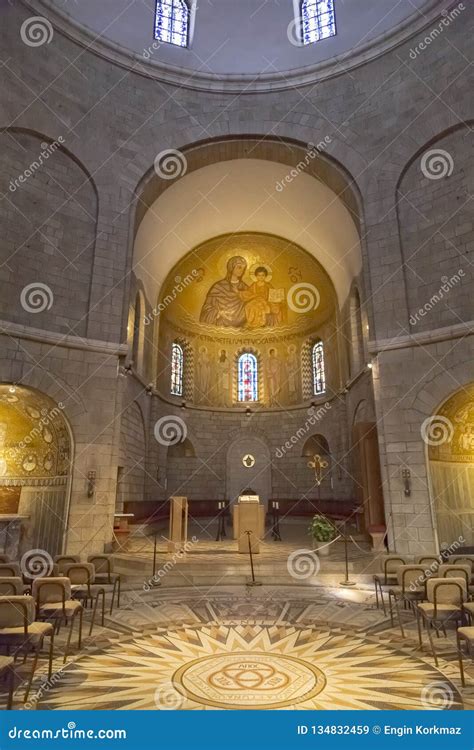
[351,400,385,535]
[427,384,474,551]
[226,433,271,507]
[0,384,72,558]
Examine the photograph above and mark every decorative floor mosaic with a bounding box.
[22,585,469,711]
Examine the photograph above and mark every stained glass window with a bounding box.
[155,0,189,48]
[301,0,336,45]
[238,353,258,402]
[171,342,184,396]
[312,341,326,395]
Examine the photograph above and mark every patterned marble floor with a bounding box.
[18,584,471,711]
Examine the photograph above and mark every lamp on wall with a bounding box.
[245,407,252,418]
[87,471,96,498]
[401,468,411,497]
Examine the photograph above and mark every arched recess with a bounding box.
[397,122,474,334]
[351,399,385,535]
[426,383,474,551]
[226,431,272,507]
[117,401,146,514]
[0,383,73,558]
[0,128,98,337]
[127,136,364,343]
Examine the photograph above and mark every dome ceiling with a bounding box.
[32,0,444,91]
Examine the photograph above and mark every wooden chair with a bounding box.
[438,564,473,595]
[0,596,54,702]
[417,578,467,666]
[373,556,409,613]
[87,555,121,613]
[388,565,428,636]
[456,626,474,687]
[64,564,105,635]
[415,556,441,570]
[32,578,83,664]
[0,655,14,709]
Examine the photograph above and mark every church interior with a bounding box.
[0,0,473,711]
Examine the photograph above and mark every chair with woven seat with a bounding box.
[457,626,474,686]
[0,654,14,709]
[0,563,22,578]
[373,555,410,614]
[54,555,80,575]
[0,595,54,703]
[449,558,474,583]
[438,564,473,596]
[417,578,468,666]
[0,577,25,596]
[388,565,428,636]
[32,578,83,664]
[64,564,105,635]
[87,555,121,613]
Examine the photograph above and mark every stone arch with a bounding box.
[0,127,99,337]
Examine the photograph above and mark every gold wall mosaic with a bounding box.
[0,385,70,484]
[157,233,338,408]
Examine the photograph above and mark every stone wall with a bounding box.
[0,1,472,554]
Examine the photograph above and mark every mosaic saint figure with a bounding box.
[217,350,231,406]
[200,256,249,328]
[267,348,282,406]
[241,266,285,328]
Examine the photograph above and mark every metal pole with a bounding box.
[152,532,157,579]
[245,530,262,587]
[340,521,356,587]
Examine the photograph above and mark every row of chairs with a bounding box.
[374,554,474,685]
[0,553,121,709]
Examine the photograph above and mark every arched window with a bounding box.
[312,341,326,395]
[171,342,184,396]
[155,0,190,48]
[301,1,336,45]
[238,353,259,402]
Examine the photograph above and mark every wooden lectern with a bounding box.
[233,496,264,554]
[168,496,188,553]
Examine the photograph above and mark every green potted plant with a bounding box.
[309,514,337,556]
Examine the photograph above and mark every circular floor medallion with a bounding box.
[173,651,326,709]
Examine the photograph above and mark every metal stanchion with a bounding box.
[152,533,158,579]
[245,530,262,587]
[271,501,282,541]
[215,501,226,541]
[339,521,356,587]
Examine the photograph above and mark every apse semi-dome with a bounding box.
[29,0,446,91]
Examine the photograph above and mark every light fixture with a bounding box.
[87,470,96,498]
[8,385,16,394]
[181,401,186,410]
[401,468,411,497]
[367,362,373,370]
[245,407,252,418]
